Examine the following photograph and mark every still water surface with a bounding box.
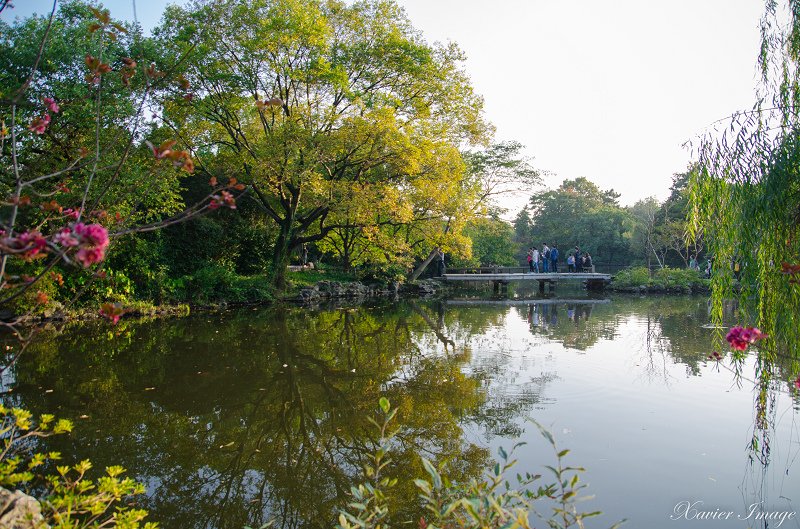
[4,293,799,528]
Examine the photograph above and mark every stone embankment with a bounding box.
[295,279,441,303]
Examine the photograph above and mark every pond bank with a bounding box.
[292,278,446,302]
[9,278,450,326]
[607,283,711,295]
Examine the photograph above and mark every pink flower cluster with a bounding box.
[725,326,767,351]
[209,190,236,210]
[1,230,47,260]
[54,222,109,267]
[99,302,124,325]
[28,97,60,135]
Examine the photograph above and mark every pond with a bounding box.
[3,291,798,529]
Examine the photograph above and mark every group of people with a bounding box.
[525,244,593,273]
[688,254,716,279]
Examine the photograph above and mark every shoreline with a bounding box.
[8,276,715,327]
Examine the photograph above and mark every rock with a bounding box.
[298,286,320,302]
[344,282,370,298]
[313,281,371,299]
[316,281,344,297]
[399,280,438,296]
[0,487,48,529]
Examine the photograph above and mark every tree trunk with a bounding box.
[271,221,293,292]
[410,249,438,281]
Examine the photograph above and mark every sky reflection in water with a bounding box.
[4,294,798,529]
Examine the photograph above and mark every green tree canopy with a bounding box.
[154,0,491,289]
[515,177,632,266]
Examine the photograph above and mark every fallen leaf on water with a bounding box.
[144,387,155,391]
[79,415,89,419]
[45,389,54,393]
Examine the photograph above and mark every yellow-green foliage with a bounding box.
[0,405,156,529]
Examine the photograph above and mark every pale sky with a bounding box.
[5,1,765,209]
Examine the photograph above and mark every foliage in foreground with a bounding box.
[0,397,621,529]
[0,405,156,528]
[691,0,800,345]
[337,398,622,529]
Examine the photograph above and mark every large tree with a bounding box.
[155,0,490,289]
[515,177,633,266]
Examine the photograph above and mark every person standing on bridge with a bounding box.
[532,246,540,273]
[567,253,576,273]
[541,243,550,273]
[526,248,534,273]
[550,244,559,273]
[584,252,593,272]
[573,246,581,273]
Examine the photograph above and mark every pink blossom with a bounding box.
[2,231,48,260]
[794,376,800,390]
[54,227,80,247]
[76,246,105,267]
[74,222,109,247]
[42,97,60,114]
[62,208,80,220]
[99,302,124,325]
[725,326,767,351]
[210,190,236,210]
[18,231,47,258]
[55,222,109,267]
[28,114,51,134]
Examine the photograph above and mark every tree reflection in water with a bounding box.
[2,296,798,529]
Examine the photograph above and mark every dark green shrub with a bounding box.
[612,267,651,287]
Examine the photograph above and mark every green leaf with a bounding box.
[421,458,442,489]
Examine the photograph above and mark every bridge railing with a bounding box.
[446,266,600,274]
[446,266,528,274]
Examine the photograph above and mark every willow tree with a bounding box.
[691,2,800,344]
[155,0,489,289]
[690,2,800,467]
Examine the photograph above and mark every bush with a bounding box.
[182,264,237,303]
[612,267,651,287]
[3,270,61,318]
[652,267,704,288]
[177,265,273,304]
[612,266,709,291]
[356,262,407,283]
